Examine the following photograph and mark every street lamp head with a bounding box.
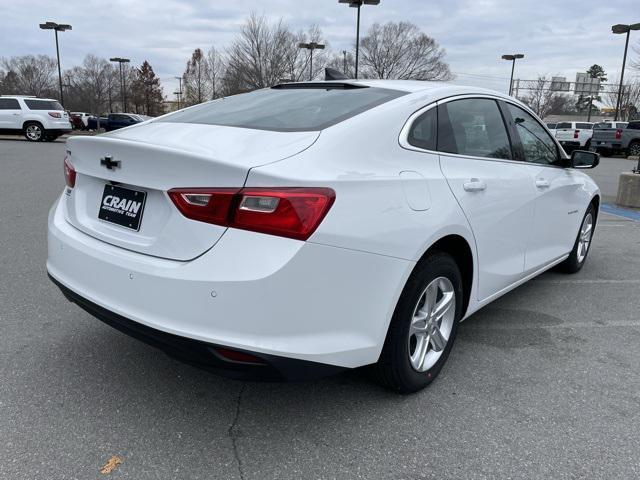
[110,57,122,62]
[299,42,325,50]
[339,0,380,6]
[39,22,71,31]
[502,54,524,60]
[612,24,630,34]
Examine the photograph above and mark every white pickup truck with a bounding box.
[554,121,594,151]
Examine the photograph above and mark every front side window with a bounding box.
[506,103,559,166]
[24,99,63,110]
[157,85,406,132]
[0,98,20,109]
[407,107,437,150]
[438,98,512,159]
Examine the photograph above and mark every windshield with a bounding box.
[24,99,64,110]
[157,85,406,132]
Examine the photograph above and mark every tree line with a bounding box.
[0,14,452,115]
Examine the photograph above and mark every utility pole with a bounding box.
[298,42,326,81]
[339,0,380,79]
[39,22,72,107]
[110,57,131,112]
[175,76,183,109]
[611,23,639,121]
[343,50,347,75]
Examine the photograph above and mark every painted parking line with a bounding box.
[601,203,640,222]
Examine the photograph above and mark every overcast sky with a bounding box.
[2,0,639,97]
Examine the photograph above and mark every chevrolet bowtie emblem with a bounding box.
[100,156,121,170]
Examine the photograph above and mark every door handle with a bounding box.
[535,178,550,189]
[463,179,486,192]
[12,113,21,116]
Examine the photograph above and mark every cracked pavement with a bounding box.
[2,138,640,479]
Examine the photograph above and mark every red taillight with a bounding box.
[63,156,76,188]
[48,111,61,118]
[168,187,335,241]
[574,130,580,138]
[615,129,622,140]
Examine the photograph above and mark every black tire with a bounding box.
[23,122,45,142]
[372,252,463,393]
[557,204,596,274]
[627,141,640,158]
[43,132,59,142]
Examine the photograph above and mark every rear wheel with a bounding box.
[24,122,44,142]
[373,252,463,393]
[628,141,640,158]
[557,204,595,273]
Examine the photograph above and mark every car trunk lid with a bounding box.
[63,122,319,261]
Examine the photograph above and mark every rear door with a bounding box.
[0,98,22,129]
[437,97,536,300]
[502,102,585,271]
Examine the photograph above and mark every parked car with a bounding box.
[48,80,600,393]
[591,121,640,157]
[69,113,85,130]
[554,121,594,151]
[104,113,144,131]
[546,122,557,136]
[71,112,92,129]
[0,95,72,141]
[87,115,109,130]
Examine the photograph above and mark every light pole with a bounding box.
[39,22,72,107]
[612,23,640,121]
[501,54,524,96]
[342,50,348,75]
[298,42,326,81]
[110,57,130,112]
[339,0,380,79]
[175,76,183,109]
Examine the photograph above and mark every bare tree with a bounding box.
[64,55,113,113]
[284,25,329,81]
[206,46,225,100]
[225,13,297,93]
[0,55,57,97]
[183,48,210,105]
[631,40,640,71]
[521,76,566,118]
[359,22,453,81]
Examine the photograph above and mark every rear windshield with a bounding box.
[157,85,406,132]
[556,122,572,129]
[594,123,612,129]
[24,99,63,110]
[576,123,593,130]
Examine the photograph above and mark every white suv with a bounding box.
[0,95,72,141]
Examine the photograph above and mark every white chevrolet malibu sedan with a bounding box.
[47,80,600,393]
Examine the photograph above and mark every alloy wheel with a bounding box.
[577,212,593,264]
[408,276,456,372]
[26,125,42,141]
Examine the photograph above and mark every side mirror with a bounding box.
[571,150,599,169]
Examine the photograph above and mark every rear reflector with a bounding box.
[213,347,267,365]
[64,156,76,188]
[168,187,335,241]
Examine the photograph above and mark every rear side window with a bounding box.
[408,107,437,150]
[546,123,557,129]
[157,85,406,132]
[0,98,20,109]
[576,123,593,130]
[438,98,512,160]
[628,122,640,130]
[506,104,559,166]
[24,99,63,110]
[556,122,572,129]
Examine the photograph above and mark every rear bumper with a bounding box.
[47,194,411,370]
[49,274,344,381]
[558,140,581,148]
[593,141,624,151]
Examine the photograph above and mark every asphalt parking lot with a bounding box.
[1,137,640,479]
